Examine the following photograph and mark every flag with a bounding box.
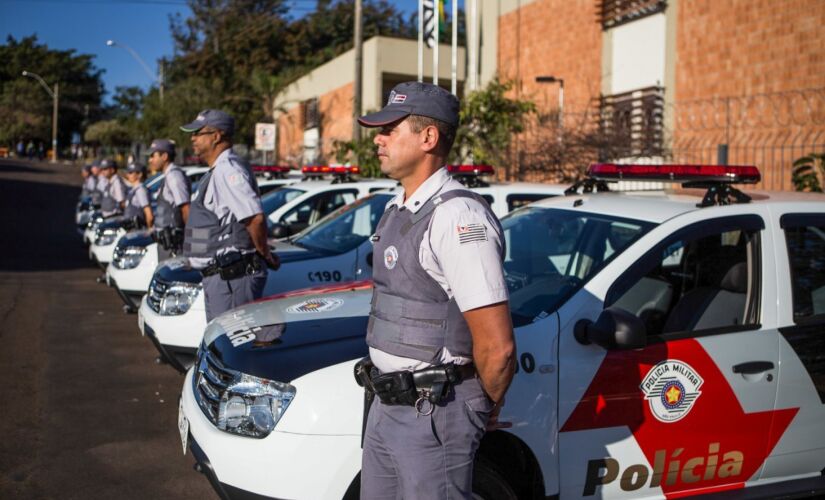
[423,0,436,48]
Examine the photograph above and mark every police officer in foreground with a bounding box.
[179,109,280,321]
[123,162,153,228]
[355,82,516,499]
[99,158,128,218]
[147,139,190,259]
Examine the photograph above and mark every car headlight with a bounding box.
[217,373,296,438]
[159,283,201,315]
[95,228,120,246]
[113,246,146,270]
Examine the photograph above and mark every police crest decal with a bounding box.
[640,360,703,423]
[384,245,398,270]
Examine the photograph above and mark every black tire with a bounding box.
[473,459,518,500]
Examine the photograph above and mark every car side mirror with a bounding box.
[574,307,647,350]
[269,223,290,239]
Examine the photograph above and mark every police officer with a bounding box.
[147,139,190,259]
[80,163,93,197]
[99,158,128,218]
[123,162,153,228]
[355,82,517,499]
[179,109,280,321]
[87,159,103,207]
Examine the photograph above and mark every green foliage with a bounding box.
[452,78,536,168]
[333,128,381,178]
[84,119,132,147]
[0,35,104,149]
[792,153,825,192]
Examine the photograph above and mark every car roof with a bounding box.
[279,178,397,193]
[530,188,825,223]
[476,181,569,195]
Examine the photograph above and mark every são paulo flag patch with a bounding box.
[456,223,487,244]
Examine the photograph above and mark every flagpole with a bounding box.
[451,0,457,94]
[418,0,424,82]
[469,0,478,91]
[433,0,439,85]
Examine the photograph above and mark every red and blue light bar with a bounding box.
[302,165,360,175]
[588,164,761,184]
[447,164,495,175]
[252,165,293,173]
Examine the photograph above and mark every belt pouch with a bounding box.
[412,368,450,404]
[353,357,375,448]
[217,252,244,280]
[372,371,418,406]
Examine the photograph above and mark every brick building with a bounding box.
[271,1,824,189]
[495,0,825,189]
[272,36,465,166]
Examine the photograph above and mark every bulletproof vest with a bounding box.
[89,175,103,206]
[155,165,191,230]
[366,189,502,363]
[183,169,255,260]
[100,176,125,216]
[123,184,147,223]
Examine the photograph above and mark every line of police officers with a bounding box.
[80,87,517,499]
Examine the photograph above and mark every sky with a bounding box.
[1,0,422,103]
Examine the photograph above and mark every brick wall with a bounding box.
[276,104,304,166]
[672,0,825,190]
[318,82,354,162]
[498,0,602,117]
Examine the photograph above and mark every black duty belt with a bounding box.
[201,252,262,280]
[354,357,476,417]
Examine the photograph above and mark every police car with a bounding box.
[104,174,300,311]
[140,167,566,372]
[179,164,825,499]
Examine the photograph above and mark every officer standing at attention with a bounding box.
[147,139,190,259]
[87,159,103,207]
[355,82,516,499]
[180,109,280,321]
[123,162,153,228]
[99,158,127,218]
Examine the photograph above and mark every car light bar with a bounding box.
[252,165,293,173]
[447,164,495,175]
[588,163,761,184]
[302,165,360,176]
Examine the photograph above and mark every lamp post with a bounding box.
[535,75,564,129]
[22,70,59,163]
[106,39,164,103]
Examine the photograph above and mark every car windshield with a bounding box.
[292,193,394,253]
[503,207,655,326]
[262,187,305,215]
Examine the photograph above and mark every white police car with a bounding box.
[141,167,566,372]
[105,174,299,311]
[179,164,825,499]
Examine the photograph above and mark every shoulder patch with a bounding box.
[456,223,487,244]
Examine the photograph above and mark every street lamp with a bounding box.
[535,75,564,129]
[106,39,164,102]
[21,70,59,163]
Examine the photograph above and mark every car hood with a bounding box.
[203,280,373,382]
[152,241,337,285]
[117,229,154,248]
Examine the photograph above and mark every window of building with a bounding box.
[597,86,664,159]
[599,0,667,30]
[304,98,319,130]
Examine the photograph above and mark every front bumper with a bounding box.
[108,275,144,310]
[90,240,117,267]
[139,295,205,373]
[180,369,361,500]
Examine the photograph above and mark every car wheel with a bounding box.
[473,459,517,500]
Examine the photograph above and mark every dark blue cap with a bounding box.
[91,159,102,168]
[358,81,459,128]
[82,164,92,172]
[125,162,146,174]
[148,139,176,155]
[100,158,118,170]
[180,109,235,136]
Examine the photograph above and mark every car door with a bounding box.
[761,212,825,480]
[558,214,788,499]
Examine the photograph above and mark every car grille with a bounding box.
[146,277,168,313]
[193,349,237,424]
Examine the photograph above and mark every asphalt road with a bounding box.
[0,159,216,499]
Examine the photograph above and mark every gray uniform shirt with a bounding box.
[188,149,263,269]
[127,181,150,209]
[369,167,508,373]
[160,163,190,207]
[83,175,97,192]
[96,175,109,192]
[108,175,127,204]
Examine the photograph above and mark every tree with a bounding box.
[792,153,825,192]
[0,35,104,150]
[451,78,536,178]
[84,119,132,149]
